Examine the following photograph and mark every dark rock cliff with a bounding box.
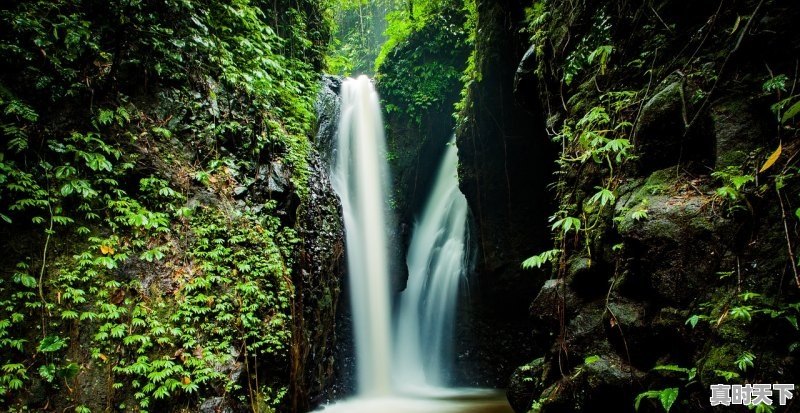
[289,154,346,412]
[453,0,558,388]
[456,0,800,412]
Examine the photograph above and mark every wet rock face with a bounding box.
[456,0,555,274]
[289,77,347,411]
[615,173,735,306]
[291,154,346,410]
[507,357,547,412]
[199,397,233,413]
[452,0,555,388]
[495,0,800,412]
[314,75,343,164]
[711,96,773,168]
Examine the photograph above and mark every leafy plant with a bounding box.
[0,0,328,410]
[735,352,755,372]
[652,364,697,381]
[712,166,754,203]
[522,249,561,269]
[635,387,679,413]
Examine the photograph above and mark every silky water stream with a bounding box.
[322,75,512,413]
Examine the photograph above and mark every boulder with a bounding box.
[507,357,547,413]
[199,397,233,413]
[615,170,734,305]
[634,81,713,173]
[710,97,772,168]
[530,278,581,329]
[535,354,642,413]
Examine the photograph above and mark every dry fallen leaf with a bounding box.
[759,143,782,173]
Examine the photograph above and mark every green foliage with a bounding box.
[588,187,616,208]
[377,1,470,126]
[688,291,800,332]
[714,369,741,381]
[712,166,754,203]
[326,0,462,75]
[561,14,613,85]
[374,0,455,71]
[763,72,800,127]
[583,355,601,365]
[635,365,694,412]
[762,74,788,94]
[38,336,68,353]
[685,314,709,329]
[781,100,800,124]
[635,387,678,413]
[82,206,297,411]
[735,351,755,372]
[522,249,561,270]
[325,0,396,75]
[652,364,697,381]
[524,90,637,273]
[0,0,327,409]
[551,216,582,234]
[749,403,776,413]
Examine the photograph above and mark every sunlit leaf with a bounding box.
[659,388,678,412]
[38,336,67,353]
[782,100,800,124]
[759,144,782,173]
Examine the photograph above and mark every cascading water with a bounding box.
[320,76,511,412]
[394,136,471,391]
[329,75,393,396]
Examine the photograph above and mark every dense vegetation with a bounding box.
[498,1,800,412]
[374,0,472,226]
[2,0,799,412]
[0,0,331,411]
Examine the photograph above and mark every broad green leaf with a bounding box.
[522,249,560,269]
[60,362,79,379]
[782,100,800,124]
[588,187,616,207]
[39,364,56,382]
[584,355,601,365]
[659,388,678,412]
[38,336,67,353]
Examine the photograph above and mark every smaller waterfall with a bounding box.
[394,136,471,391]
[330,75,393,396]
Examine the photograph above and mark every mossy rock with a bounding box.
[535,354,641,413]
[698,344,745,384]
[634,81,714,173]
[710,96,773,169]
[565,255,610,300]
[507,357,548,413]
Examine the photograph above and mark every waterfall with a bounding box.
[394,136,471,391]
[321,76,511,413]
[330,77,470,396]
[330,75,393,396]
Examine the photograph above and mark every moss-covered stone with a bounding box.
[710,96,774,169]
[507,357,547,412]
